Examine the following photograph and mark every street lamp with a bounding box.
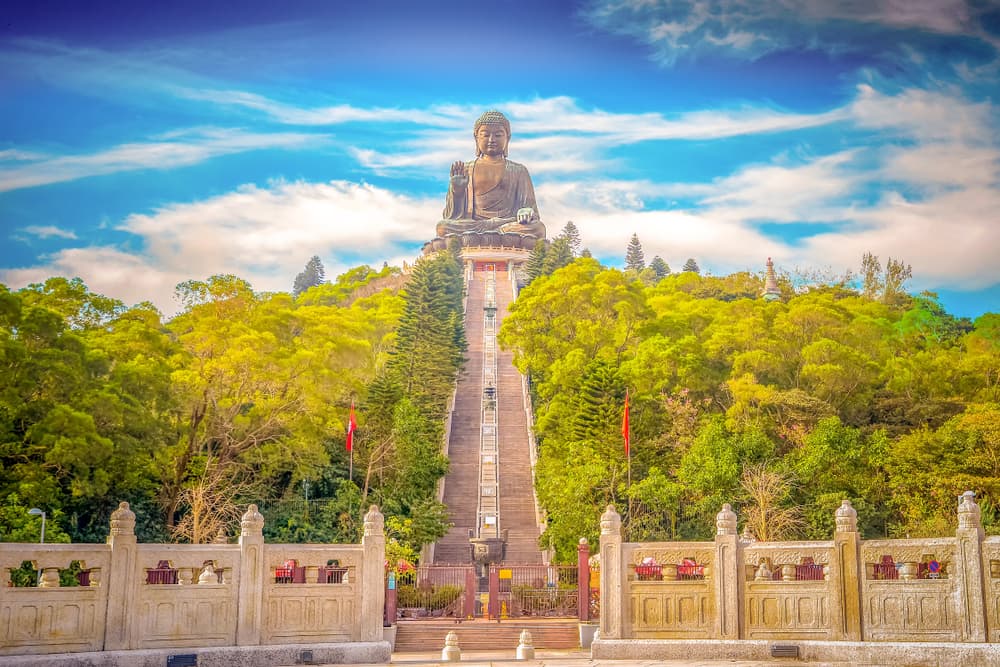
[28,508,46,543]
[27,508,46,587]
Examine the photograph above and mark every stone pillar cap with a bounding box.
[716,503,737,535]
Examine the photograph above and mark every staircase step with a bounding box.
[434,267,543,566]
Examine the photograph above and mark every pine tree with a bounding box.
[650,256,670,279]
[525,241,548,283]
[541,236,573,276]
[580,248,593,258]
[682,258,700,274]
[388,252,466,417]
[560,221,582,257]
[625,234,645,271]
[571,359,625,442]
[293,256,326,296]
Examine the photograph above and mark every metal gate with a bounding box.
[388,565,475,620]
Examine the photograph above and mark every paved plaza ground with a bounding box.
[325,648,848,666]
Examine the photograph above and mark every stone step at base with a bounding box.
[392,620,580,652]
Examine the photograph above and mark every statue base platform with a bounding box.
[421,231,542,256]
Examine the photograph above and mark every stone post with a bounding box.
[577,538,590,621]
[236,504,265,646]
[598,505,623,639]
[955,491,987,642]
[361,505,386,642]
[713,503,740,639]
[103,502,137,650]
[830,500,862,640]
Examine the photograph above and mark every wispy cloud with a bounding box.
[0,127,326,192]
[177,88,464,127]
[581,0,999,65]
[22,225,78,239]
[339,95,849,176]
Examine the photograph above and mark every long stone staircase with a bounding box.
[432,265,543,565]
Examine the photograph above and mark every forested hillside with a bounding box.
[0,250,466,563]
[499,257,1000,561]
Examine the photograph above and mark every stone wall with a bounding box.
[599,491,994,644]
[0,503,386,657]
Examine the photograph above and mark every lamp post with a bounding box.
[28,508,46,587]
[28,508,46,543]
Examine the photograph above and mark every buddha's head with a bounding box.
[474,110,510,158]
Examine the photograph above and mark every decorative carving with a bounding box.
[38,567,61,588]
[364,505,384,537]
[198,562,217,585]
[716,504,737,535]
[835,499,858,533]
[109,501,136,536]
[744,547,832,565]
[241,504,264,536]
[958,491,983,532]
[601,505,621,536]
[862,542,955,564]
[630,548,714,566]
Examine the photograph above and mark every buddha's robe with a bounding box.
[436,159,546,239]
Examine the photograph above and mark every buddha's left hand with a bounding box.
[516,207,534,223]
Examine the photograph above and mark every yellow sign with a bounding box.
[499,568,512,579]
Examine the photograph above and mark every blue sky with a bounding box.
[2,0,999,317]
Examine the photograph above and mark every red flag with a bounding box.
[346,401,357,452]
[622,390,631,457]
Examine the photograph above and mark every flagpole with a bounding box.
[627,442,632,524]
[623,388,632,524]
[347,399,357,481]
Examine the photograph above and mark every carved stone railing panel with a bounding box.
[863,579,957,641]
[133,544,240,649]
[628,580,715,638]
[261,545,365,644]
[745,581,832,639]
[983,536,1000,642]
[0,544,111,655]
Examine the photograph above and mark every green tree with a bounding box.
[649,256,670,280]
[541,236,573,276]
[293,255,326,296]
[524,241,548,283]
[625,234,645,271]
[682,258,700,274]
[560,221,582,256]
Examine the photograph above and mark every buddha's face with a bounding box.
[476,124,508,158]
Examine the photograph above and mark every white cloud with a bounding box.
[799,185,1000,290]
[1,180,441,314]
[0,128,326,192]
[696,151,862,224]
[21,225,78,240]
[850,84,996,143]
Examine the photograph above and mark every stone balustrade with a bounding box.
[600,492,994,644]
[0,502,386,658]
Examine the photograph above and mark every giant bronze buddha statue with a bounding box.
[433,111,546,248]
